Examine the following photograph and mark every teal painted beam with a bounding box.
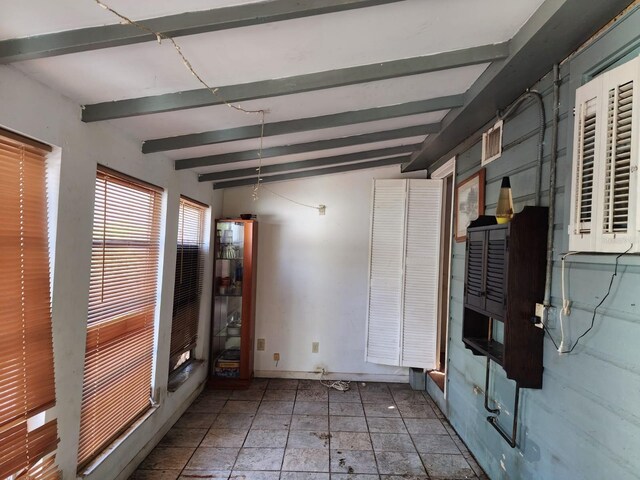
[174,124,433,170]
[0,0,405,63]
[82,43,509,121]
[198,145,417,182]
[212,156,407,189]
[142,94,462,153]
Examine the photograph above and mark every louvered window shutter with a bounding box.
[401,180,442,369]
[78,167,162,469]
[0,129,61,479]
[598,58,638,251]
[570,77,602,251]
[366,180,406,365]
[569,56,639,253]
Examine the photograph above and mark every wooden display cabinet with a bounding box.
[462,206,548,389]
[210,219,257,388]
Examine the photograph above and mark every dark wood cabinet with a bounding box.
[462,207,547,389]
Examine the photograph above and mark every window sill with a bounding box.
[168,359,205,393]
[78,406,158,478]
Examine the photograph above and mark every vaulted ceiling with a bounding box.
[0,0,632,188]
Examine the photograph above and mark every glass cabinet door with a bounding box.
[212,221,245,379]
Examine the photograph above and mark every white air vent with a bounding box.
[482,120,503,165]
[569,56,639,253]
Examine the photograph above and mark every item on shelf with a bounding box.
[496,176,514,224]
[240,213,253,220]
[222,228,233,244]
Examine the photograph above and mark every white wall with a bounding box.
[222,166,424,381]
[0,64,221,480]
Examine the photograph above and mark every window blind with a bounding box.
[77,167,162,469]
[0,130,60,479]
[170,197,207,370]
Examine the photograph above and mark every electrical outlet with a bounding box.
[312,342,319,353]
[256,338,265,351]
[273,352,280,362]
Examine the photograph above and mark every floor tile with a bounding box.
[360,392,394,404]
[223,401,260,414]
[159,428,207,447]
[420,453,476,479]
[282,448,330,472]
[330,449,378,474]
[375,451,425,475]
[185,447,240,471]
[330,389,362,403]
[396,404,437,419]
[290,414,329,431]
[213,414,255,430]
[231,389,265,401]
[131,469,181,479]
[244,429,289,448]
[370,433,416,453]
[202,428,248,448]
[258,401,294,415]
[330,416,369,432]
[366,418,407,434]
[267,379,299,390]
[296,389,328,402]
[280,472,329,480]
[298,379,328,390]
[403,419,447,435]
[179,470,230,479]
[251,414,291,430]
[174,412,217,429]
[363,403,400,418]
[187,397,227,413]
[330,432,372,451]
[287,430,331,449]
[411,434,460,454]
[248,378,269,390]
[230,471,279,479]
[379,475,428,480]
[263,389,297,401]
[358,383,390,393]
[329,403,364,417]
[332,475,380,479]
[139,447,195,470]
[294,401,329,415]
[391,391,428,405]
[234,447,285,471]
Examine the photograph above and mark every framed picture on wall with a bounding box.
[454,169,485,242]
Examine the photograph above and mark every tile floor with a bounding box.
[132,379,488,480]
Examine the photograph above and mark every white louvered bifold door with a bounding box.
[569,76,602,251]
[366,179,406,365]
[597,57,639,252]
[401,180,443,369]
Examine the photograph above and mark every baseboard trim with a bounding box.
[254,370,409,383]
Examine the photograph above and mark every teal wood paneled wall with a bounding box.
[444,7,640,480]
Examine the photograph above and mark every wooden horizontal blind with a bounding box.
[170,197,207,366]
[0,132,60,479]
[77,167,162,468]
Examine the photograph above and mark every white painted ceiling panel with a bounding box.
[118,65,487,140]
[13,0,543,102]
[165,111,443,160]
[190,135,426,174]
[0,0,263,40]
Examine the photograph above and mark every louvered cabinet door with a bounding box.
[484,228,507,319]
[365,179,406,366]
[569,76,602,251]
[401,179,442,369]
[597,57,639,252]
[465,229,486,310]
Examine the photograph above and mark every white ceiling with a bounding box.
[3,0,546,185]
